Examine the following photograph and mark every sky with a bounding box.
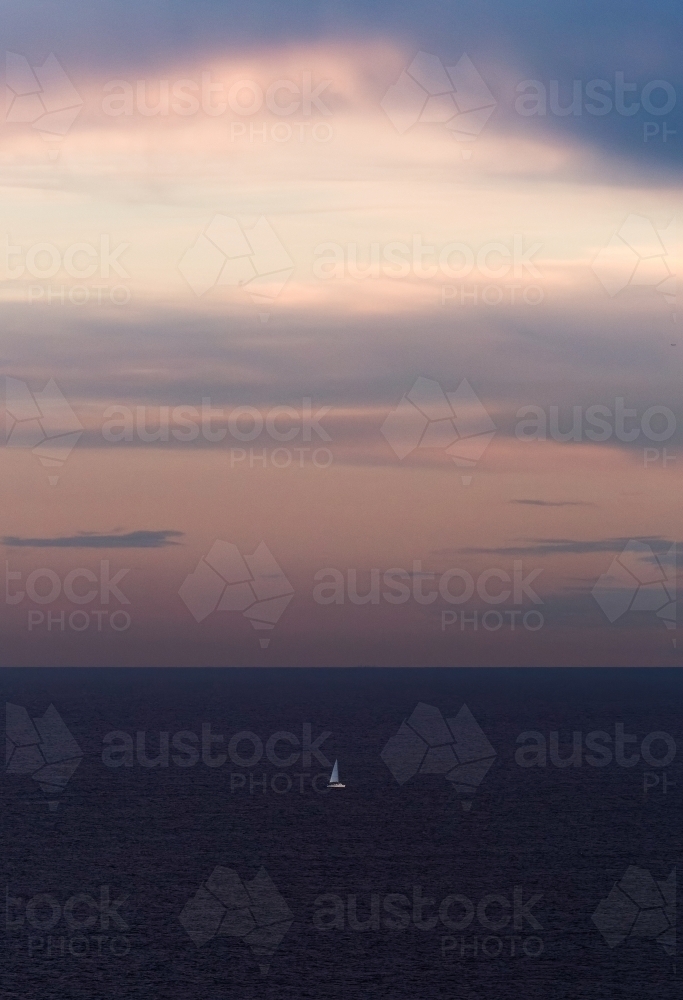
[0,1,681,666]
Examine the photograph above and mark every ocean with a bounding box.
[2,667,681,999]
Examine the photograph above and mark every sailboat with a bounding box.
[327,759,345,788]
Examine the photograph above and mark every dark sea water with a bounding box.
[2,667,681,1000]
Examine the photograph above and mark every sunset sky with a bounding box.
[1,1,681,666]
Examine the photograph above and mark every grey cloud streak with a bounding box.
[2,530,183,549]
[509,500,596,507]
[437,536,678,557]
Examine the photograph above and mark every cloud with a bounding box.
[2,530,183,548]
[1,10,679,179]
[509,499,596,507]
[441,536,678,557]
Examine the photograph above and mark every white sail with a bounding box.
[330,760,339,784]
